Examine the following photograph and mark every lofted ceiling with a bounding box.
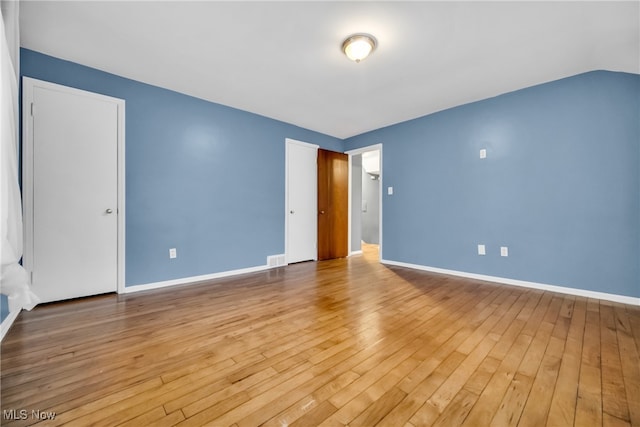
[20,1,640,139]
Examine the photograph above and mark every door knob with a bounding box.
[105,209,114,214]
[290,210,295,214]
[320,210,325,214]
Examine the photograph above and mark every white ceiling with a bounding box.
[20,1,639,139]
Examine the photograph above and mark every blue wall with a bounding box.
[21,49,342,286]
[345,71,639,298]
[16,48,639,301]
[1,295,8,323]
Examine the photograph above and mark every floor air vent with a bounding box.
[267,254,286,267]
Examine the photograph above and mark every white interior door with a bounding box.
[23,78,125,303]
[285,139,318,264]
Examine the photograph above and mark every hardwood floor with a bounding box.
[2,244,639,426]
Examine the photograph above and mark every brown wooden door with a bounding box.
[317,149,349,260]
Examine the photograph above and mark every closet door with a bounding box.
[23,78,125,303]
[317,149,348,260]
[285,139,318,264]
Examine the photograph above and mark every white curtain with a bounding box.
[1,0,18,78]
[1,4,39,312]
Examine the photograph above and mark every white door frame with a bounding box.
[22,77,126,294]
[284,138,318,264]
[346,143,383,261]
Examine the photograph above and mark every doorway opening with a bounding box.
[347,144,382,261]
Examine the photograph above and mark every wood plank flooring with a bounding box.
[2,244,639,426]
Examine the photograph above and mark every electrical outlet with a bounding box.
[478,244,486,255]
[501,246,508,257]
[169,248,177,259]
[480,149,487,159]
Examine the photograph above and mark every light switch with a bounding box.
[478,244,486,255]
[388,186,394,195]
[501,246,508,257]
[480,149,487,159]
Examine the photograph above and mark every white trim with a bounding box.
[345,144,384,156]
[285,138,319,150]
[381,259,640,306]
[284,138,318,265]
[349,250,363,256]
[348,155,353,258]
[122,264,274,294]
[21,77,126,297]
[21,78,35,276]
[1,309,21,341]
[346,144,383,261]
[116,99,126,294]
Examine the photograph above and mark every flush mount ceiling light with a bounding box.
[342,34,377,63]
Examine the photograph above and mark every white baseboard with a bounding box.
[381,259,640,306]
[349,250,363,256]
[1,309,21,341]
[122,263,275,294]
